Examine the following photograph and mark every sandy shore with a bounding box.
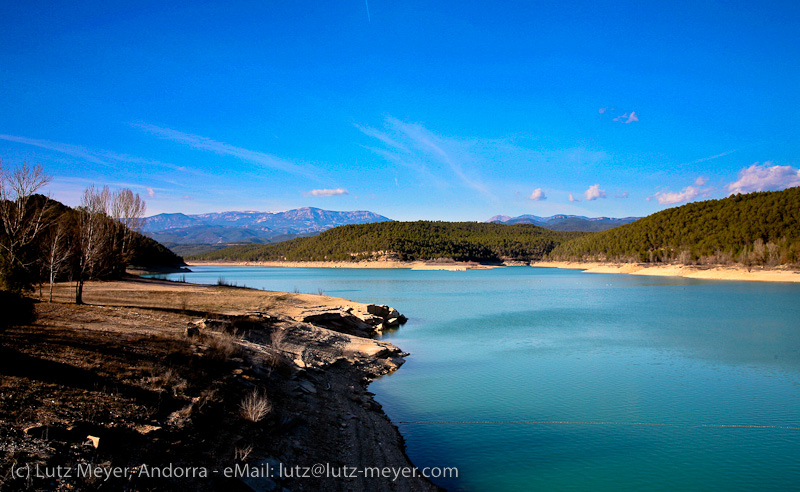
[532,261,800,283]
[190,260,500,271]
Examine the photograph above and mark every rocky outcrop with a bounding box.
[299,304,407,337]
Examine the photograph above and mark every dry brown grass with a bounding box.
[270,327,287,352]
[205,330,242,361]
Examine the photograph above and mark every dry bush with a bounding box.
[270,327,287,352]
[148,366,188,396]
[206,331,242,361]
[234,443,254,462]
[178,292,189,313]
[239,389,272,422]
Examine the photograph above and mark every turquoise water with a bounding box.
[153,266,800,491]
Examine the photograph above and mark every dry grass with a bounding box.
[239,388,272,422]
[206,330,242,361]
[148,366,188,396]
[270,327,287,352]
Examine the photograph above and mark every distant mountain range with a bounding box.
[143,207,391,245]
[487,214,640,232]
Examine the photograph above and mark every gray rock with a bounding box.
[297,380,317,394]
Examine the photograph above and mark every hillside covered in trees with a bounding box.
[0,162,184,307]
[193,221,586,263]
[549,187,800,267]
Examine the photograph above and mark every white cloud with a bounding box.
[726,162,800,195]
[357,117,496,201]
[568,193,580,202]
[0,133,191,174]
[134,123,316,178]
[307,188,349,197]
[612,113,639,123]
[651,186,701,205]
[529,188,546,201]
[146,187,156,197]
[584,184,607,201]
[615,191,629,198]
[694,176,708,186]
[0,134,109,165]
[608,110,639,124]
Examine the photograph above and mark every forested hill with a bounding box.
[549,187,800,266]
[192,221,586,263]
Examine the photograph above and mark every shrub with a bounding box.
[239,389,272,422]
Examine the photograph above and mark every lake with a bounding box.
[153,265,800,491]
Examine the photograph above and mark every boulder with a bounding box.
[366,304,391,317]
[356,314,386,326]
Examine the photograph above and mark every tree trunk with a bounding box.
[75,279,83,305]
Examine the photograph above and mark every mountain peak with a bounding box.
[143,207,392,245]
[485,214,640,232]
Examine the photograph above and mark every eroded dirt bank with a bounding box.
[0,278,445,491]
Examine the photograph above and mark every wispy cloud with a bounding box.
[612,112,639,124]
[568,193,580,202]
[0,133,196,175]
[357,117,497,201]
[694,176,708,186]
[600,108,639,124]
[584,184,607,201]
[0,134,110,165]
[529,188,546,201]
[146,187,156,197]
[305,188,349,197]
[615,191,629,198]
[726,162,800,195]
[686,150,737,165]
[134,123,316,178]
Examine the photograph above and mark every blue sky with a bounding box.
[1,0,799,220]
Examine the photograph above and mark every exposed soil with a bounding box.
[0,278,443,492]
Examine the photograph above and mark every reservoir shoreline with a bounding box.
[2,278,444,492]
[185,260,800,283]
[530,261,800,283]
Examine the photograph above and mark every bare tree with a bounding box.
[111,188,146,271]
[44,217,73,302]
[75,185,112,304]
[0,161,52,292]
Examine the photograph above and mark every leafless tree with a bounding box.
[0,161,52,292]
[111,188,146,269]
[44,217,72,302]
[75,185,112,304]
